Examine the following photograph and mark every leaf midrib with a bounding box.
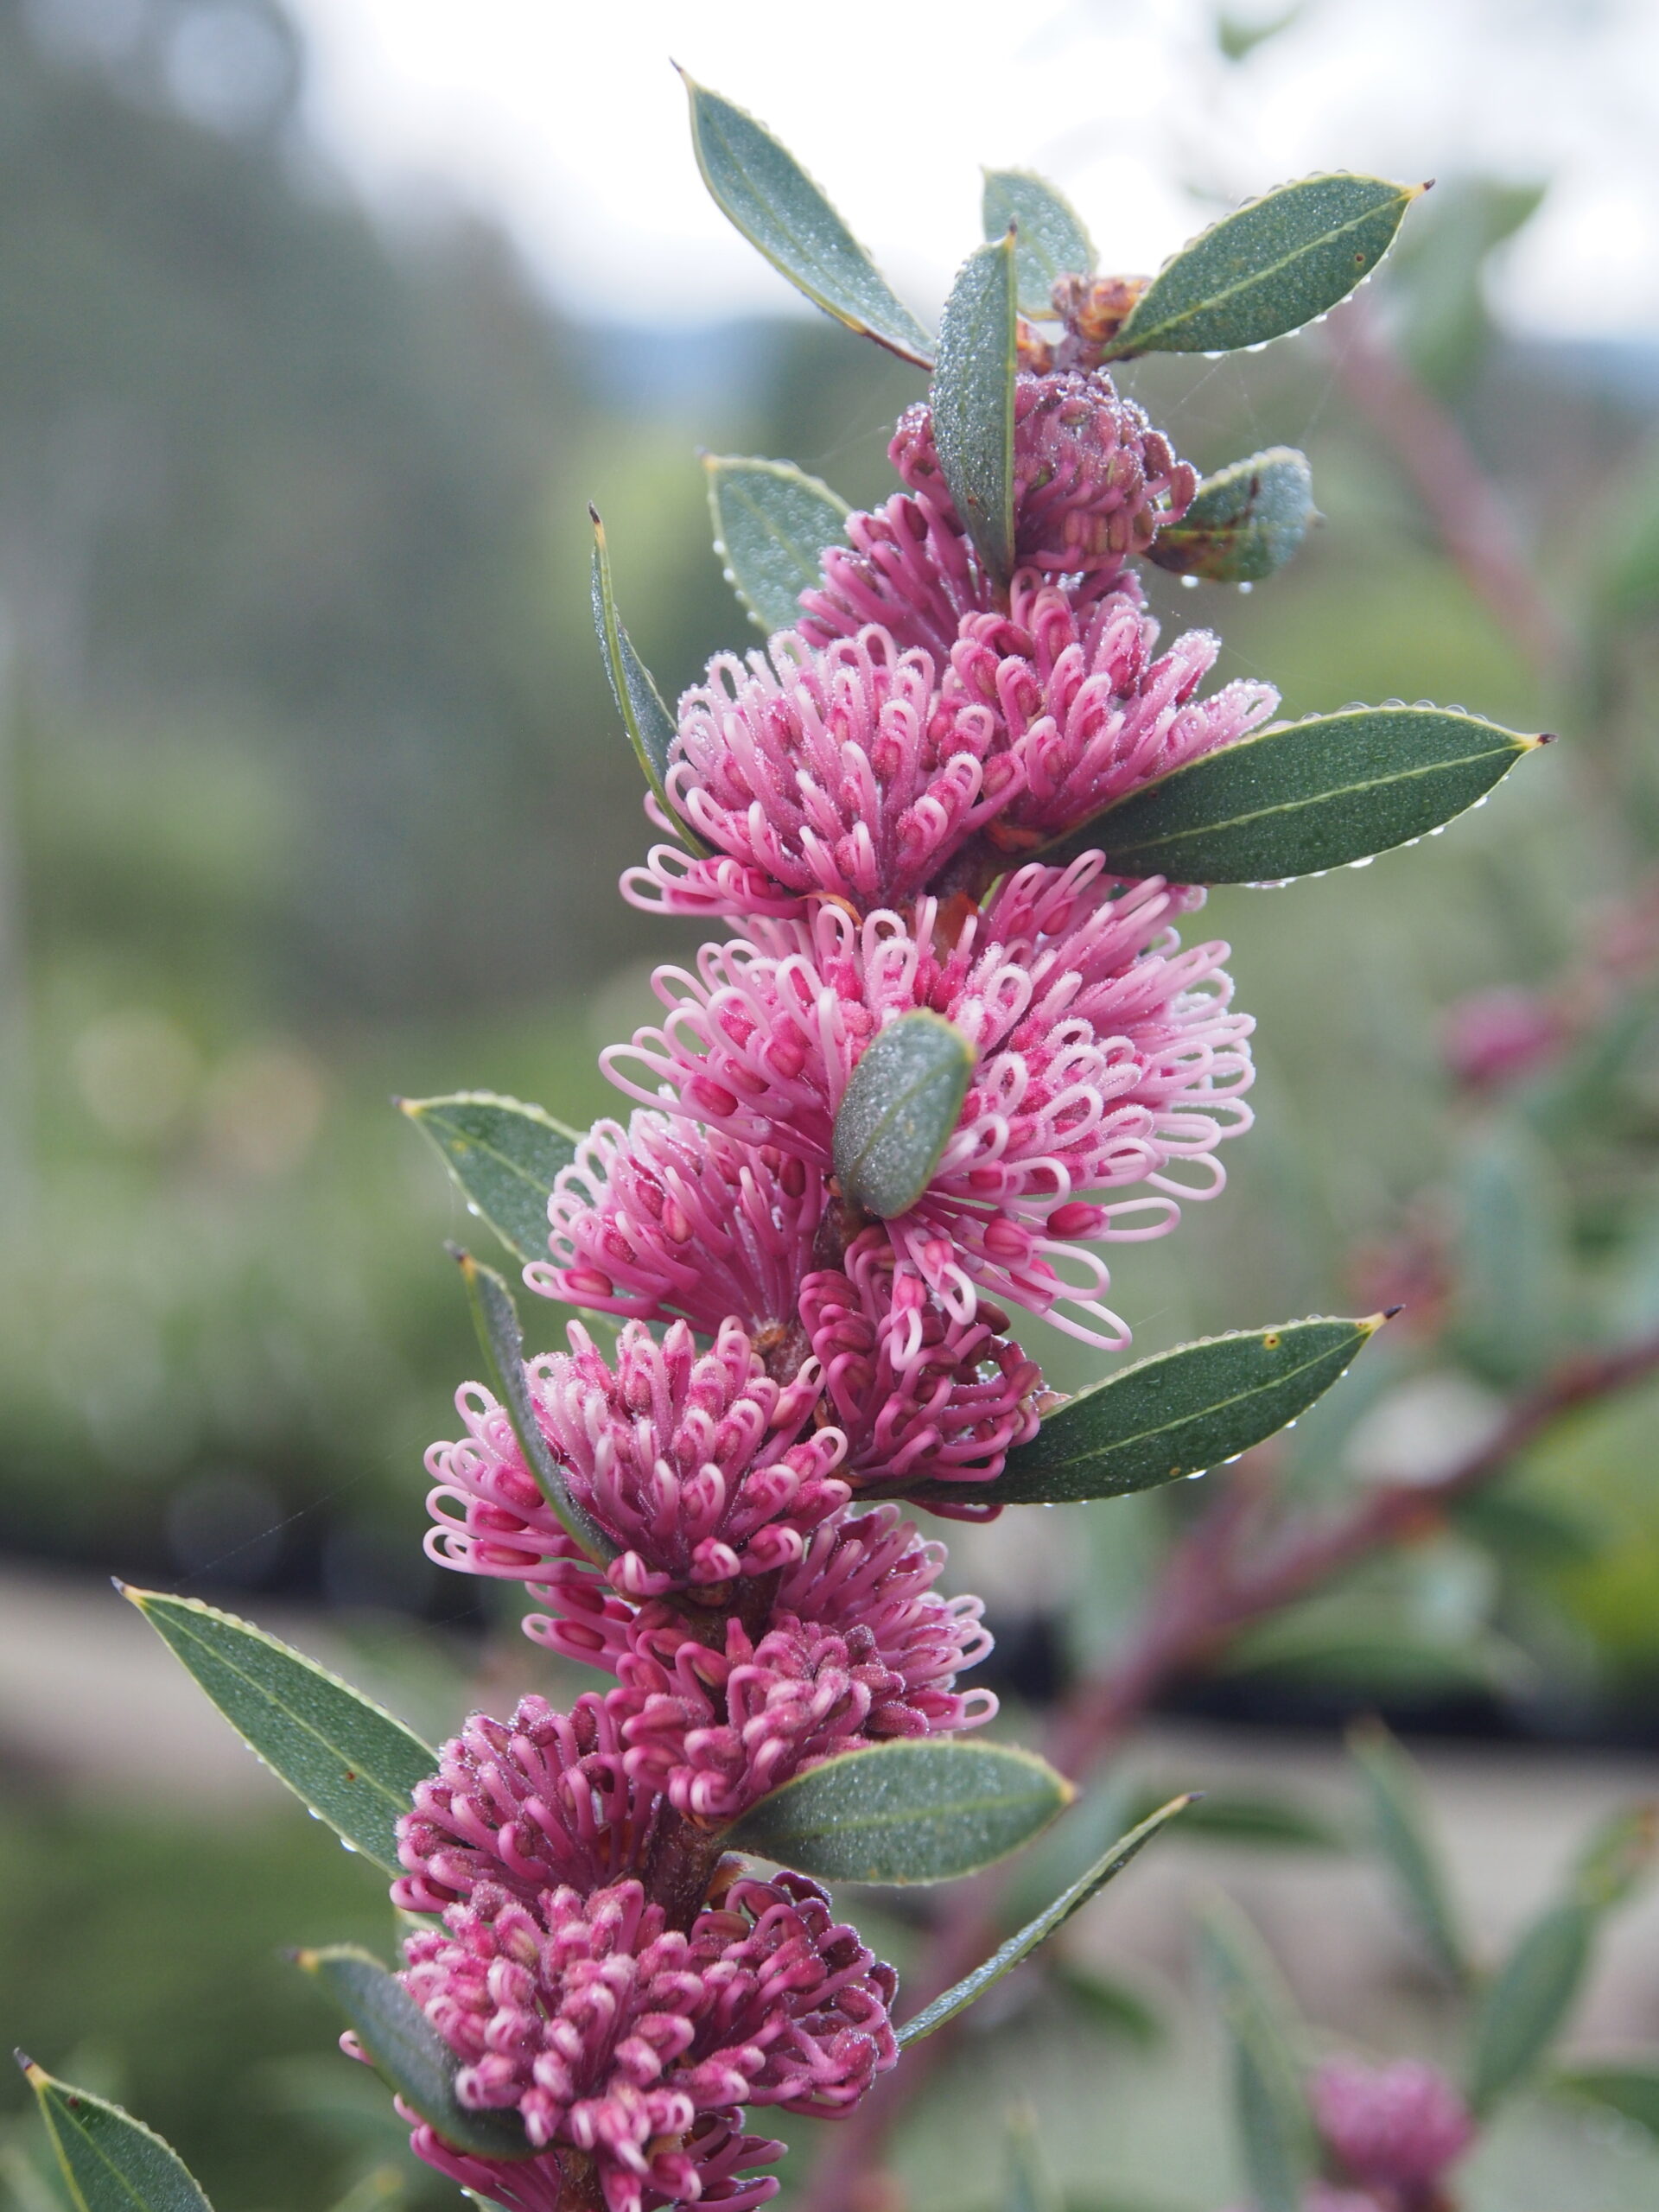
[43,2090,205,2212]
[726,480,843,584]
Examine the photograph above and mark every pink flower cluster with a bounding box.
[393,360,1275,2212]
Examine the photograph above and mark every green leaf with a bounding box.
[1467,1902,1594,2112]
[931,233,1019,587]
[1122,1783,1343,1852]
[295,1948,534,2162]
[325,2170,404,2212]
[1004,2106,1063,2212]
[1146,447,1315,583]
[1347,1719,1468,1985]
[588,508,706,855]
[911,1317,1384,1511]
[1050,1962,1165,2047]
[1553,2063,1659,2139]
[397,1092,579,1268]
[680,76,932,365]
[1199,1901,1315,2212]
[1572,1803,1658,1911]
[832,1011,976,1221]
[120,1588,434,1878]
[982,169,1095,316]
[727,1738,1074,1885]
[702,454,849,633]
[1104,173,1426,359]
[1040,706,1545,884]
[454,1251,618,1567]
[895,1794,1189,2044]
[1450,1118,1570,1389]
[1226,1611,1528,1698]
[1216,5,1302,63]
[20,2060,213,2212]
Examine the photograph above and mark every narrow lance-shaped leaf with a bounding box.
[1553,2064,1659,2140]
[903,1316,1386,1511]
[1147,447,1316,584]
[1039,707,1547,884]
[454,1250,618,1567]
[1103,174,1427,359]
[931,232,1019,587]
[982,169,1095,316]
[1200,1901,1316,2212]
[897,1795,1192,2045]
[1347,1719,1469,1985]
[726,1738,1073,1885]
[121,1586,434,1878]
[1119,1783,1344,1853]
[1466,1901,1594,2113]
[397,1092,579,1268]
[681,75,932,365]
[295,1948,535,2162]
[833,1011,975,1220]
[1003,2106,1063,2212]
[703,455,848,633]
[1571,1802,1658,1910]
[589,509,707,855]
[19,2058,214,2212]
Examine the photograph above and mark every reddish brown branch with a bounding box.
[798,1327,1659,2212]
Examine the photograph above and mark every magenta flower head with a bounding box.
[404,2108,783,2212]
[1311,2057,1475,2192]
[597,859,1252,1344]
[400,1868,893,2212]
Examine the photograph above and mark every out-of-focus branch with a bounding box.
[800,1326,1659,2212]
[1329,293,1569,676]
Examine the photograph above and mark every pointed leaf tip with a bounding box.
[402,1092,579,1268]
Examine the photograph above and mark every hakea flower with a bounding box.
[394,1690,654,1916]
[595,858,1252,1345]
[623,623,1022,920]
[407,2107,783,2212]
[533,1115,821,1338]
[799,1226,1041,1501]
[399,1871,893,2212]
[800,370,1194,660]
[424,1317,849,1601]
[527,1503,995,1817]
[940,573,1278,851]
[1311,2058,1475,2195]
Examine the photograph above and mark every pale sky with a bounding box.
[282,0,1659,340]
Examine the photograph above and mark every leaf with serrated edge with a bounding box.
[1468,1902,1594,2112]
[897,1796,1191,2045]
[1039,707,1545,884]
[905,1317,1384,1511]
[1104,175,1425,359]
[1200,1901,1316,2212]
[833,1012,976,1221]
[454,1251,617,1566]
[982,169,1095,316]
[1348,1719,1469,1983]
[296,1948,534,2162]
[589,509,708,855]
[21,2060,214,2212]
[931,234,1019,587]
[681,76,931,365]
[121,1587,434,1876]
[727,1738,1073,1885]
[1147,448,1315,583]
[703,455,849,633]
[398,1092,579,1268]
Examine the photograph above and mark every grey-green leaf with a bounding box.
[703,455,849,633]
[296,1948,534,2162]
[833,1011,975,1220]
[121,1587,434,1877]
[398,1092,579,1267]
[1348,1719,1469,1985]
[1467,1902,1594,2113]
[1200,1902,1315,2212]
[681,77,932,365]
[1004,2106,1063,2212]
[454,1251,618,1567]
[727,1738,1074,1885]
[912,1317,1384,1511]
[1146,448,1315,583]
[589,508,706,855]
[1554,2064,1659,2139]
[897,1795,1191,2044]
[982,169,1095,316]
[1041,706,1544,884]
[22,2060,214,2212]
[931,233,1019,587]
[1122,1784,1343,1853]
[1104,174,1426,359]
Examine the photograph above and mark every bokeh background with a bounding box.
[3,1,1659,2207]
